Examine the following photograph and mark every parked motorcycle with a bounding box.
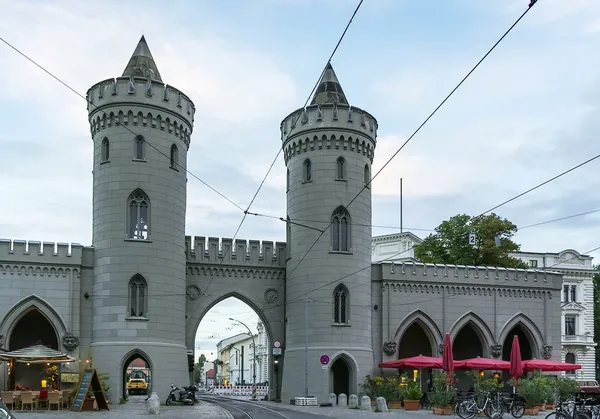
[165,383,195,406]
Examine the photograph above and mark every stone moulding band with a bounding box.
[382,282,553,299]
[185,236,287,267]
[90,341,187,349]
[186,266,285,280]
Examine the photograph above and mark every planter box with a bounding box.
[404,400,420,410]
[524,407,539,416]
[433,406,452,415]
[82,398,96,411]
[388,401,402,409]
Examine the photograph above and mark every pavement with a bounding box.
[8,395,232,418]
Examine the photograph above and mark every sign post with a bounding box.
[272,339,282,356]
[319,354,331,407]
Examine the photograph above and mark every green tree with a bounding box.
[414,213,528,268]
[193,354,208,384]
[198,354,207,364]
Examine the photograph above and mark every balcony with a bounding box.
[562,334,595,345]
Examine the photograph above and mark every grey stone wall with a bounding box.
[372,261,563,385]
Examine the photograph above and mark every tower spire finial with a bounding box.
[310,62,348,106]
[122,35,162,82]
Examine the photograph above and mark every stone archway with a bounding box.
[499,313,544,361]
[394,309,443,357]
[122,349,153,399]
[328,351,358,398]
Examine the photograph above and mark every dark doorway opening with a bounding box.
[8,309,59,390]
[502,325,534,361]
[331,358,350,398]
[452,323,484,391]
[398,322,433,358]
[122,352,152,399]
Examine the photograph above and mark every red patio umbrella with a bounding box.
[522,358,582,372]
[379,354,443,369]
[455,357,510,371]
[442,333,454,383]
[509,335,523,379]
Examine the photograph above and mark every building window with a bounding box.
[127,189,150,240]
[563,285,577,302]
[565,352,576,375]
[529,260,537,268]
[134,135,145,160]
[564,315,576,336]
[129,274,147,318]
[364,164,370,187]
[331,206,350,252]
[336,157,346,180]
[170,144,178,169]
[286,169,290,192]
[333,284,348,324]
[303,159,312,182]
[101,138,109,162]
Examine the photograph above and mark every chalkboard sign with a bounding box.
[71,369,109,411]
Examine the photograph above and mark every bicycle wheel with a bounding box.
[510,401,525,418]
[457,400,477,419]
[576,412,591,419]
[484,400,504,418]
[545,412,570,419]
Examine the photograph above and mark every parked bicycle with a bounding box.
[456,391,504,419]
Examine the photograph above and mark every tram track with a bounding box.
[197,395,292,419]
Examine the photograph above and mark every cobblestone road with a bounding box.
[10,395,231,418]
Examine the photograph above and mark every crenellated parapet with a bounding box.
[184,236,286,267]
[281,103,377,164]
[0,239,88,265]
[379,261,563,289]
[86,77,195,148]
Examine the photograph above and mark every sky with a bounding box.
[1,0,600,359]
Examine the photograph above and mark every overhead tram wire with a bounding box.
[280,1,540,286]
[0,36,245,213]
[200,0,365,296]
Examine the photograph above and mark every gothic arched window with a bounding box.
[286,169,290,192]
[333,284,349,324]
[134,135,145,160]
[101,138,110,162]
[127,189,150,240]
[170,144,178,169]
[331,206,350,252]
[336,157,346,180]
[364,164,370,187]
[303,159,312,182]
[129,274,148,318]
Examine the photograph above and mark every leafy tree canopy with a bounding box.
[414,213,528,268]
[198,354,207,364]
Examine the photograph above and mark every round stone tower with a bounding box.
[279,63,377,401]
[86,36,195,403]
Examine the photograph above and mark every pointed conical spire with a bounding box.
[122,35,162,82]
[310,62,348,106]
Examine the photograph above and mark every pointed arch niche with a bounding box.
[122,349,153,398]
[126,189,150,240]
[499,312,544,361]
[449,311,494,359]
[394,309,443,359]
[0,295,69,390]
[331,206,351,253]
[327,351,358,398]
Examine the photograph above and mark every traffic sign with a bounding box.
[322,365,328,370]
[320,354,330,365]
[273,340,282,349]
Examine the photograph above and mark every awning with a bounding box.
[0,344,76,363]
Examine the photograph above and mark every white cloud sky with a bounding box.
[1,0,600,358]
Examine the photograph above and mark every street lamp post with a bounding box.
[229,317,257,400]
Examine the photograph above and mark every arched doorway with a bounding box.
[8,309,59,390]
[452,323,484,391]
[331,358,350,397]
[398,322,434,389]
[501,325,534,362]
[122,351,152,399]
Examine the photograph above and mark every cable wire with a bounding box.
[0,36,245,213]
[200,0,365,296]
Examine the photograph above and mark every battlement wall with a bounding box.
[86,77,195,146]
[379,260,563,290]
[281,103,377,152]
[0,239,90,265]
[185,236,286,267]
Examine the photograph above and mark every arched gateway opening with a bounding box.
[452,323,484,391]
[331,358,350,397]
[397,322,435,389]
[8,309,60,390]
[502,325,534,362]
[122,350,152,399]
[194,297,271,394]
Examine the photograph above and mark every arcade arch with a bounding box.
[394,309,443,357]
[192,296,272,389]
[328,351,358,399]
[499,313,543,361]
[122,349,152,399]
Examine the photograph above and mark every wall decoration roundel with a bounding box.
[186,285,201,301]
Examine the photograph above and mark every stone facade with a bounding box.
[0,37,569,405]
[372,232,422,263]
[510,249,597,381]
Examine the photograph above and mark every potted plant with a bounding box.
[384,374,406,409]
[403,381,422,410]
[429,372,456,415]
[513,376,549,415]
[550,376,579,408]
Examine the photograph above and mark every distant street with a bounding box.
[198,396,334,419]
